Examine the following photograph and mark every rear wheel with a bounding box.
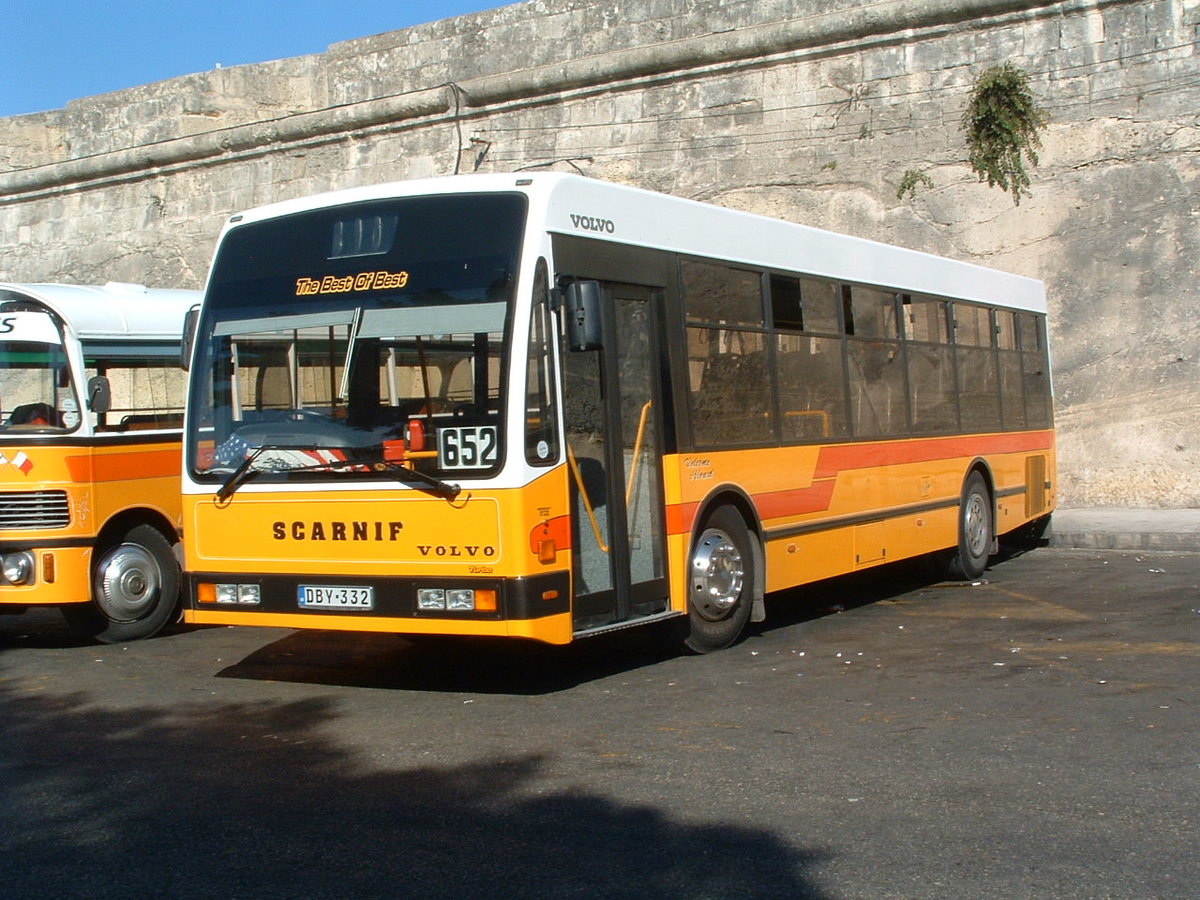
[670,506,755,653]
[62,524,181,643]
[946,472,993,580]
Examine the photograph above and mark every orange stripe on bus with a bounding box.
[666,430,1053,535]
[65,448,180,482]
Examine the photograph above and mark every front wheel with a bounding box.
[668,506,756,653]
[62,524,181,643]
[946,472,993,580]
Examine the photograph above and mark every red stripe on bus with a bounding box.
[812,431,1054,479]
[666,479,837,536]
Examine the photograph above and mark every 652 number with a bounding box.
[438,426,498,470]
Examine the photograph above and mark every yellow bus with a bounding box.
[182,174,1054,651]
[0,282,199,642]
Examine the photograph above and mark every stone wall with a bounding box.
[1,0,1197,507]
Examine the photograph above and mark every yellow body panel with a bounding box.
[0,438,182,606]
[669,430,1056,592]
[183,431,1054,640]
[185,608,575,644]
[185,467,570,579]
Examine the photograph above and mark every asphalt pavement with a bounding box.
[2,541,1196,899]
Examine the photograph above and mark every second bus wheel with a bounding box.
[62,524,182,643]
[946,471,994,581]
[673,506,756,653]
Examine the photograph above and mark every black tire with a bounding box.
[669,505,755,653]
[946,471,993,580]
[61,524,181,643]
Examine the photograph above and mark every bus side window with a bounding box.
[771,275,848,442]
[846,285,907,437]
[952,303,1002,433]
[904,295,958,435]
[525,259,560,465]
[1018,312,1053,428]
[683,260,774,446]
[995,309,1026,430]
[87,351,187,432]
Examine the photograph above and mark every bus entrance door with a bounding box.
[563,283,670,634]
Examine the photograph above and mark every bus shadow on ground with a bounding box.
[0,607,203,653]
[0,686,831,899]
[216,544,1044,694]
[216,627,682,695]
[0,608,98,652]
[754,541,1044,636]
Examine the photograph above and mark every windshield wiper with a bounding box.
[218,448,460,501]
[215,446,462,501]
[311,455,461,499]
[215,445,271,502]
[369,459,461,499]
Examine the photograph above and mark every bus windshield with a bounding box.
[0,311,81,433]
[187,192,526,484]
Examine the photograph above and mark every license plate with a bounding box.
[298,585,374,610]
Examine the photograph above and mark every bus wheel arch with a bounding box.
[947,463,996,581]
[63,513,182,643]
[672,491,764,653]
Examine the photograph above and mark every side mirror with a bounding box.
[180,305,201,371]
[564,281,603,352]
[87,376,112,414]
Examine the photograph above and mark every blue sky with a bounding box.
[3,1,512,118]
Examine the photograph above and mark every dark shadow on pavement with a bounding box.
[217,627,682,695]
[216,547,1046,694]
[0,686,830,899]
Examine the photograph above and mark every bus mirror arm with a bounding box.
[563,281,604,352]
[181,306,201,371]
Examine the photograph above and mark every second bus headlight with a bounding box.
[2,551,35,585]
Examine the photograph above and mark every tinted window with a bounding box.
[682,260,763,326]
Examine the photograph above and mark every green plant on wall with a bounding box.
[962,62,1049,204]
[897,169,934,200]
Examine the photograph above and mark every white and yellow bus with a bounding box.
[0,282,199,642]
[182,174,1053,651]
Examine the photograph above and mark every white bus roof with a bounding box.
[0,282,200,341]
[219,173,1047,314]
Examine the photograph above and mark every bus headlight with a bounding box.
[2,552,36,585]
[417,588,446,610]
[416,587,497,613]
[447,588,475,611]
[211,583,261,605]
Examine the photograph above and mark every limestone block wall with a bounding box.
[0,0,1196,507]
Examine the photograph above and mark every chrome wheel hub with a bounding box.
[964,493,988,557]
[94,544,161,622]
[690,528,744,621]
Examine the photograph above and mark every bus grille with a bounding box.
[0,491,71,530]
